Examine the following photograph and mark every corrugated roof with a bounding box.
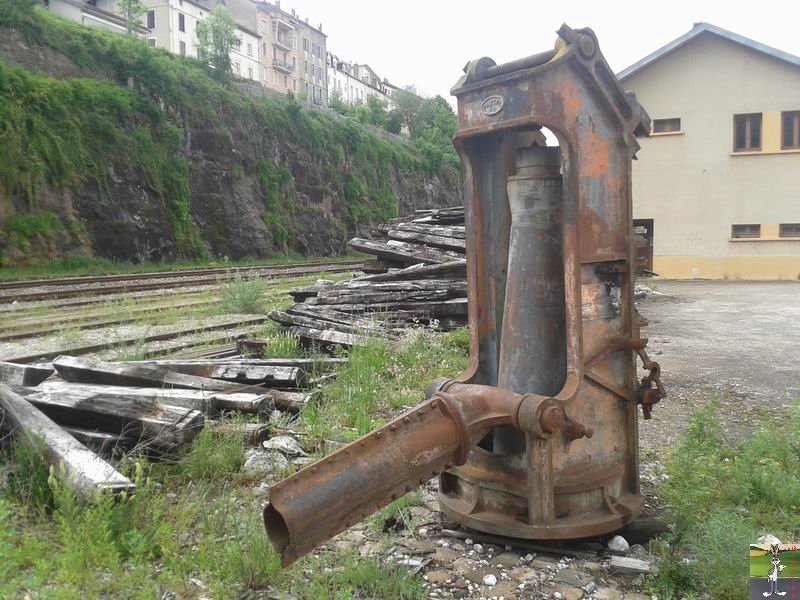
[617,22,800,80]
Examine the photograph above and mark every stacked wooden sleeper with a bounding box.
[266,206,468,348]
[0,353,341,497]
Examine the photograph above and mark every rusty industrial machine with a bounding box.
[264,24,665,567]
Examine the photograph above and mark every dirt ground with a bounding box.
[637,279,800,451]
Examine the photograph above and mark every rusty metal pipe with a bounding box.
[264,387,528,566]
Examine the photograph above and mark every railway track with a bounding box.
[0,260,363,303]
[4,316,271,364]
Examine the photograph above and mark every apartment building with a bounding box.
[327,53,391,106]
[619,22,800,279]
[230,23,260,81]
[142,0,208,58]
[44,0,147,36]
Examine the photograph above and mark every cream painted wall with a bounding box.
[622,33,800,279]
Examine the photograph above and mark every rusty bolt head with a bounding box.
[577,33,596,59]
[540,405,565,434]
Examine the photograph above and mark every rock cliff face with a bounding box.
[0,27,460,265]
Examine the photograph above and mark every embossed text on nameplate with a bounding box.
[480,95,504,116]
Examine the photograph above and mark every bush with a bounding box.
[218,272,267,314]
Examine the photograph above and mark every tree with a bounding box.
[196,6,237,75]
[118,0,145,34]
[391,86,422,134]
[328,90,348,115]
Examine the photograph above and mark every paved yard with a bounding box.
[636,280,800,450]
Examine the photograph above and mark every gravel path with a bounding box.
[636,279,800,451]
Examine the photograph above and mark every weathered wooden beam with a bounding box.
[52,355,274,412]
[385,229,466,252]
[0,361,54,386]
[287,325,369,349]
[386,222,466,239]
[63,426,135,456]
[210,421,270,445]
[14,382,204,451]
[348,238,464,265]
[355,261,466,283]
[114,359,303,387]
[269,310,393,339]
[0,383,135,497]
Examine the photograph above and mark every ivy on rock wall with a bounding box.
[0,0,456,264]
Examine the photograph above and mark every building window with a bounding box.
[178,13,184,32]
[262,42,266,56]
[261,19,267,32]
[233,62,240,75]
[652,118,681,134]
[283,75,287,87]
[293,79,296,91]
[147,37,156,46]
[304,60,308,75]
[731,224,761,239]
[779,223,800,238]
[781,111,800,150]
[179,41,186,55]
[733,113,762,152]
[248,66,254,80]
[247,43,252,56]
[146,10,155,29]
[272,21,277,38]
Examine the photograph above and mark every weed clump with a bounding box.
[218,272,267,314]
[649,399,800,599]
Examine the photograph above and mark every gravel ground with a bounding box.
[636,279,800,451]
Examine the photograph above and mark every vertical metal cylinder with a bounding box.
[494,146,566,455]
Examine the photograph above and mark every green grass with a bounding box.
[648,399,800,599]
[0,317,467,597]
[218,272,268,314]
[302,327,469,444]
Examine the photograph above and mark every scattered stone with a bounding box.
[583,580,596,594]
[552,584,584,600]
[607,535,630,554]
[621,594,651,600]
[466,567,498,585]
[628,544,650,560]
[452,558,475,573]
[290,456,314,467]
[491,552,522,569]
[590,586,623,600]
[508,567,538,582]
[523,553,535,562]
[454,578,467,589]
[473,543,484,553]
[262,435,306,457]
[418,527,429,537]
[465,538,474,546]
[425,570,450,584]
[483,573,498,587]
[491,580,519,598]
[432,547,460,563]
[403,538,439,554]
[554,568,593,588]
[242,450,288,476]
[531,556,558,570]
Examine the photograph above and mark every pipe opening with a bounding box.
[263,503,290,552]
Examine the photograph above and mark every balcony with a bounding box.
[272,36,292,52]
[272,59,294,74]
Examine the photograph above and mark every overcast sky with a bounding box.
[286,0,800,101]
